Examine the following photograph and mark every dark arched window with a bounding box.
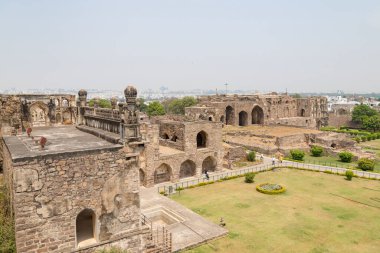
[196,131,207,148]
[76,209,96,247]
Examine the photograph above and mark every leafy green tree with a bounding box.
[362,115,380,132]
[88,98,112,108]
[137,98,147,113]
[147,101,165,116]
[291,93,302,98]
[352,104,379,123]
[168,96,197,114]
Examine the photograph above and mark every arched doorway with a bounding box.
[162,133,169,139]
[62,110,72,124]
[220,115,225,123]
[196,131,207,148]
[225,106,234,125]
[154,164,172,184]
[139,169,145,185]
[30,102,49,127]
[301,109,306,117]
[56,113,62,124]
[239,111,248,126]
[202,156,217,173]
[252,106,264,124]
[76,209,96,247]
[180,160,196,179]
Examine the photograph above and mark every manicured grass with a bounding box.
[359,139,380,158]
[171,169,380,253]
[289,154,380,173]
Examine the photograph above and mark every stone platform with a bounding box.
[140,187,228,252]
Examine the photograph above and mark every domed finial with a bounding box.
[124,86,137,98]
[78,89,88,97]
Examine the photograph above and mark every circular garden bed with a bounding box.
[256,183,286,194]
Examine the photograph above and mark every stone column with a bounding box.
[77,89,87,125]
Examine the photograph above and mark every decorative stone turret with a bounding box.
[121,85,141,144]
[124,86,137,105]
[78,89,87,107]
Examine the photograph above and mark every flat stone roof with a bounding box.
[3,126,122,161]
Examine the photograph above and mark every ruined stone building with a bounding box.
[139,117,223,187]
[0,94,76,135]
[0,87,169,252]
[185,93,328,129]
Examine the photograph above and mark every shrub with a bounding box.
[357,158,375,171]
[244,172,255,183]
[345,170,354,181]
[377,133,380,139]
[361,136,367,142]
[247,151,256,162]
[354,137,361,143]
[338,151,353,163]
[256,183,286,194]
[310,146,324,157]
[290,149,305,161]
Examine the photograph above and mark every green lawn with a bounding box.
[288,154,380,173]
[359,139,380,158]
[171,169,380,253]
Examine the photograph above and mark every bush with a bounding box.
[361,136,367,142]
[244,172,255,183]
[357,158,375,171]
[247,151,256,162]
[338,151,354,163]
[310,146,324,157]
[345,170,354,181]
[377,133,380,139]
[354,137,361,143]
[290,149,305,161]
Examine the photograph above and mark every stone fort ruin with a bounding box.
[185,93,328,129]
[0,86,365,252]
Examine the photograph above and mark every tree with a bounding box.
[291,93,302,98]
[351,104,378,123]
[88,98,112,108]
[168,96,197,115]
[362,115,380,132]
[137,98,147,113]
[146,101,165,116]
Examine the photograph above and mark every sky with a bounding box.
[0,0,379,93]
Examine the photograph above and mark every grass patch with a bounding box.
[173,169,380,253]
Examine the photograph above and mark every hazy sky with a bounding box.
[0,0,379,93]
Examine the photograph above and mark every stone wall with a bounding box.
[140,121,224,187]
[186,94,328,129]
[2,144,144,253]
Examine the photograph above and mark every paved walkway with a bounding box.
[140,187,228,252]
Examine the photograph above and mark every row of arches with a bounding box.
[233,106,264,126]
[140,156,217,185]
[161,131,208,149]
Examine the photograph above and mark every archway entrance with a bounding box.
[76,209,96,247]
[301,109,306,117]
[196,131,207,148]
[202,156,217,173]
[252,106,264,124]
[180,160,196,178]
[225,106,234,125]
[239,111,248,126]
[154,164,172,184]
[220,115,225,123]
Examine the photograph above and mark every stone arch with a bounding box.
[208,116,213,121]
[29,102,49,126]
[179,160,196,179]
[56,113,62,124]
[252,106,264,124]
[162,133,169,139]
[171,135,178,142]
[238,111,248,126]
[154,163,172,184]
[202,156,217,173]
[196,131,207,148]
[76,209,96,247]
[225,106,234,125]
[301,109,306,117]
[62,110,72,124]
[139,169,145,185]
[61,98,69,107]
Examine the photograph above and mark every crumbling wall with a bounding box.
[9,148,143,253]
